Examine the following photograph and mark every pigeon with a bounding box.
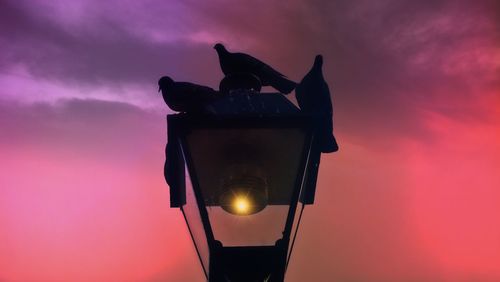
[295,55,339,153]
[158,76,219,113]
[214,43,297,94]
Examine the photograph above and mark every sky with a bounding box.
[0,0,499,281]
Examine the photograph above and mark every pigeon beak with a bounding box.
[158,86,161,92]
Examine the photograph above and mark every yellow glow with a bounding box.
[233,197,251,215]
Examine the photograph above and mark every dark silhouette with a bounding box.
[214,43,297,94]
[158,76,219,112]
[295,55,339,153]
[219,73,262,94]
[161,46,340,282]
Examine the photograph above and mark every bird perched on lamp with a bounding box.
[295,55,338,153]
[158,76,219,113]
[214,43,297,94]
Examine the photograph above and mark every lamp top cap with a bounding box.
[206,91,299,116]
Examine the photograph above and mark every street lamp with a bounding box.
[165,92,322,282]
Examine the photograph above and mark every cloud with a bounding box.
[0,98,166,162]
[142,0,500,143]
[0,0,222,89]
[2,0,498,146]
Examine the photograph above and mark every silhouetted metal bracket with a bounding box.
[165,116,186,207]
[299,129,322,205]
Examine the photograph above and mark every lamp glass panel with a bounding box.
[287,202,305,266]
[181,166,209,276]
[185,127,308,246]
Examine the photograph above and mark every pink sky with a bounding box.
[1,0,499,281]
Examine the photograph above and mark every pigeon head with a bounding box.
[314,55,323,68]
[213,43,226,53]
[158,76,174,92]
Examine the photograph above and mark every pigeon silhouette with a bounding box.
[158,76,218,113]
[214,43,297,94]
[295,55,339,153]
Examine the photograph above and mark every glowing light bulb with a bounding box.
[233,197,251,215]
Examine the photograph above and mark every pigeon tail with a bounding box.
[269,76,297,94]
[317,116,338,153]
[320,134,339,153]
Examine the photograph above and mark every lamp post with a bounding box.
[165,91,322,282]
